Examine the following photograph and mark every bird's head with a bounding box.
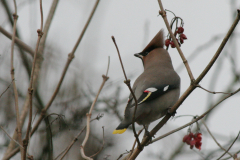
[134,29,166,67]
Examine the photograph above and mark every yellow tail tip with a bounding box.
[112,128,127,134]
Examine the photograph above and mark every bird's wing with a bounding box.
[127,84,177,108]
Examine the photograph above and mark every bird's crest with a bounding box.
[142,29,164,53]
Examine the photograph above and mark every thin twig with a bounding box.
[217,131,240,160]
[80,58,109,160]
[111,37,127,80]
[23,0,44,159]
[89,126,105,158]
[117,150,131,160]
[158,0,195,82]
[195,10,240,85]
[0,125,24,149]
[130,128,144,157]
[176,34,225,72]
[0,80,13,99]
[44,113,65,129]
[221,150,240,160]
[197,85,232,94]
[111,36,142,149]
[202,120,233,157]
[10,0,24,158]
[55,114,104,160]
[0,25,35,57]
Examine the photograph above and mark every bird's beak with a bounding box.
[134,53,142,59]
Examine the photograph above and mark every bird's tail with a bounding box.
[112,122,131,134]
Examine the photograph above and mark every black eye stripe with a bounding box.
[141,52,149,56]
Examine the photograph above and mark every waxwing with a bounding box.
[113,29,180,134]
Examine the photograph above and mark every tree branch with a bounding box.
[158,0,195,82]
[111,36,142,149]
[0,125,24,150]
[202,120,233,158]
[9,0,24,158]
[0,26,35,56]
[217,131,240,160]
[0,79,13,99]
[80,58,109,160]
[23,0,44,159]
[197,84,233,94]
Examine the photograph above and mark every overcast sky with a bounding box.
[0,0,240,159]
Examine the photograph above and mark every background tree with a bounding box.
[0,0,240,160]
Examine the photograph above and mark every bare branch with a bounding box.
[0,26,35,57]
[202,120,233,157]
[217,131,240,160]
[0,80,13,99]
[80,58,109,160]
[111,36,141,149]
[117,150,131,160]
[158,0,195,82]
[195,10,240,85]
[197,85,232,94]
[130,128,144,157]
[23,0,44,159]
[0,125,24,150]
[9,0,24,158]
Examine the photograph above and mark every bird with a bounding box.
[112,29,180,134]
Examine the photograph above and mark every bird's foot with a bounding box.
[143,130,155,146]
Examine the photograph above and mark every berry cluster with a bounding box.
[183,132,202,150]
[165,27,187,48]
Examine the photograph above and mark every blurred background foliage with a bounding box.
[0,0,240,160]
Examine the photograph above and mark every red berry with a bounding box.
[180,37,184,44]
[183,135,189,142]
[180,34,187,40]
[194,133,202,141]
[170,41,175,48]
[165,39,171,47]
[190,140,196,146]
[195,141,202,150]
[185,137,192,145]
[177,27,184,34]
